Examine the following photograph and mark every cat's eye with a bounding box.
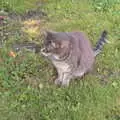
[48,40,52,44]
[45,40,51,46]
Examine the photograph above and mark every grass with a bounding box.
[0,0,120,120]
[0,0,40,13]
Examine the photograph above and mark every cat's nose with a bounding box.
[41,48,45,52]
[41,48,48,53]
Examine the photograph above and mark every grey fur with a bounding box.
[41,30,107,86]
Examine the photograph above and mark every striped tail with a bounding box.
[94,30,108,56]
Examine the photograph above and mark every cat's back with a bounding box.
[70,32,92,49]
[69,31,94,55]
[69,31,95,71]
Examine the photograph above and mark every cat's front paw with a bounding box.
[54,78,62,85]
[61,80,70,87]
[54,78,70,87]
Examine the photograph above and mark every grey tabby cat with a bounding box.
[41,30,108,86]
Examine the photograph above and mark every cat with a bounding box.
[41,30,108,86]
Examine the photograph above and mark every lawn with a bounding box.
[0,0,120,120]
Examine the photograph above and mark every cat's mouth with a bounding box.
[41,48,52,57]
[41,47,61,60]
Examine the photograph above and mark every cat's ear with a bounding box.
[46,30,57,34]
[44,30,57,37]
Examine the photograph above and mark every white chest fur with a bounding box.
[52,61,70,73]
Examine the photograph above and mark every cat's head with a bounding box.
[41,31,71,60]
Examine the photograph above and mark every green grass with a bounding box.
[0,0,39,13]
[0,0,120,120]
